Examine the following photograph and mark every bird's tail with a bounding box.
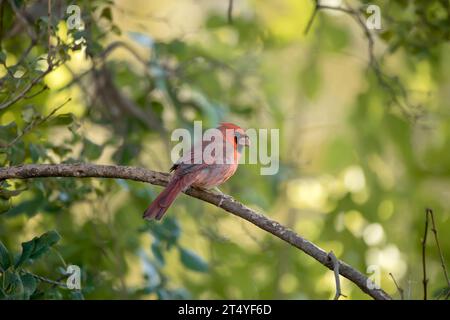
[143,177,189,220]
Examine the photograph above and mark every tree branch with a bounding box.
[0,163,392,300]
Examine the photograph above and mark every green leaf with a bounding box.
[0,187,25,200]
[112,142,140,164]
[2,270,23,299]
[300,62,321,100]
[15,240,35,268]
[322,18,350,51]
[100,7,112,21]
[0,240,11,271]
[30,230,61,260]
[179,247,208,272]
[5,194,44,217]
[81,138,103,160]
[0,122,18,146]
[433,286,450,299]
[20,273,37,300]
[70,290,85,300]
[0,152,7,166]
[21,105,39,123]
[149,217,181,248]
[111,24,121,36]
[151,241,165,265]
[8,142,26,165]
[0,198,11,214]
[15,230,61,267]
[72,30,87,40]
[47,113,75,126]
[151,101,164,115]
[29,143,47,162]
[162,217,181,246]
[43,287,63,300]
[50,145,72,158]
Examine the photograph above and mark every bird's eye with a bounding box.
[234,132,241,144]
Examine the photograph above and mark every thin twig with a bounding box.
[328,251,346,300]
[427,209,450,294]
[0,60,14,78]
[0,66,54,110]
[47,0,53,67]
[7,0,36,40]
[304,3,318,35]
[304,1,422,121]
[304,1,354,35]
[317,4,353,14]
[24,84,49,99]
[0,0,4,49]
[21,270,68,288]
[227,0,234,24]
[8,39,37,69]
[0,0,62,110]
[422,208,429,300]
[389,272,404,300]
[0,98,71,148]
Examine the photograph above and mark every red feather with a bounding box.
[143,123,248,220]
[143,175,195,220]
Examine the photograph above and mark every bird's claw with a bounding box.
[202,187,232,208]
[218,194,233,208]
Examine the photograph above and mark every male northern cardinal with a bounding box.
[143,122,250,220]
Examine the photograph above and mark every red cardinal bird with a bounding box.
[143,122,250,220]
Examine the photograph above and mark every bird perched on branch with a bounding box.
[143,122,250,220]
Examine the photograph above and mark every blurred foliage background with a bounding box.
[0,0,449,300]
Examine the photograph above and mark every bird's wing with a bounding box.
[170,134,235,174]
[170,139,211,174]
